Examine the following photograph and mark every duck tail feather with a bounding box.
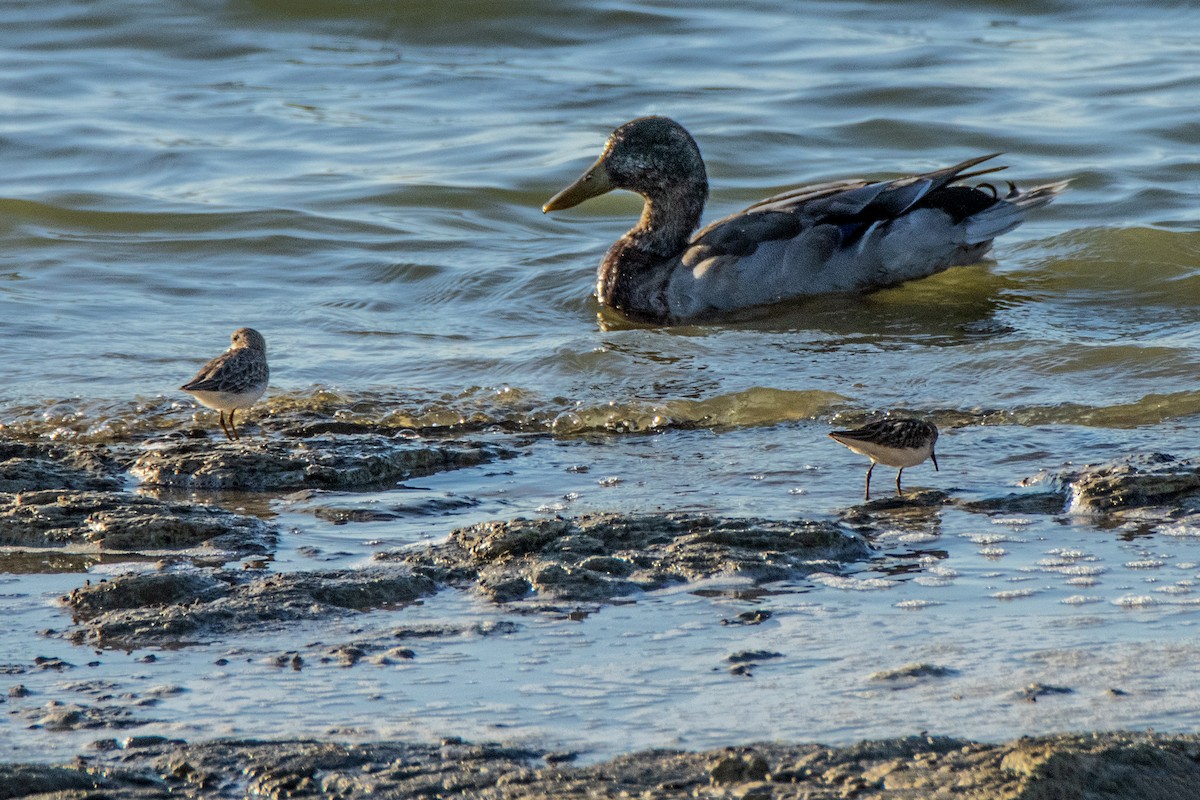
[956,165,1009,182]
[869,154,1004,217]
[961,180,1068,244]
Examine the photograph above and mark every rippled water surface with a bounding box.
[2,0,1200,762]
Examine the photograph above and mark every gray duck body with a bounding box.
[544,116,1066,324]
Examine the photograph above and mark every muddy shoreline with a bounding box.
[6,414,1200,797]
[4,731,1200,799]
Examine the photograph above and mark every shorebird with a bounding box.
[828,418,939,500]
[180,327,269,441]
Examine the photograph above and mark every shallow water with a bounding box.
[2,0,1200,763]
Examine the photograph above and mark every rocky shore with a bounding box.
[3,731,1199,799]
[6,414,1200,798]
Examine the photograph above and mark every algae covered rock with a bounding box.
[391,512,870,603]
[0,490,275,555]
[6,731,1200,800]
[0,440,122,492]
[962,452,1200,518]
[1065,452,1200,512]
[65,571,232,618]
[64,566,437,648]
[131,436,511,491]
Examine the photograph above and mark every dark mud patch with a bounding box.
[721,608,773,626]
[6,732,1200,799]
[726,650,784,677]
[272,641,419,669]
[65,571,232,619]
[838,490,951,540]
[388,620,521,640]
[1014,682,1075,703]
[0,550,122,575]
[0,490,275,556]
[384,512,870,604]
[254,622,521,671]
[868,662,959,682]
[957,491,1067,516]
[0,440,123,493]
[0,763,109,798]
[844,489,949,512]
[63,566,437,649]
[282,488,480,525]
[727,650,783,664]
[20,700,150,732]
[131,436,513,491]
[868,663,960,691]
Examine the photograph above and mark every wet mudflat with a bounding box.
[6,408,1200,797]
[4,732,1200,799]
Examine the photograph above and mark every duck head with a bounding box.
[543,116,708,214]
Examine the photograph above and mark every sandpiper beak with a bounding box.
[931,450,939,471]
[543,156,614,213]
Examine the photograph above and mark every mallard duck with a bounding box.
[543,116,1066,324]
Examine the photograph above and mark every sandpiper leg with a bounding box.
[218,412,234,441]
[896,467,904,495]
[228,409,240,441]
[864,462,874,501]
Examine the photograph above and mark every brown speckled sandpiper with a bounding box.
[829,418,939,500]
[180,327,269,441]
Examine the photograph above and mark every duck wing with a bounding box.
[693,154,1002,241]
[664,155,1064,318]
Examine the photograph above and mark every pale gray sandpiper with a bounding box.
[828,418,939,501]
[180,327,269,441]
